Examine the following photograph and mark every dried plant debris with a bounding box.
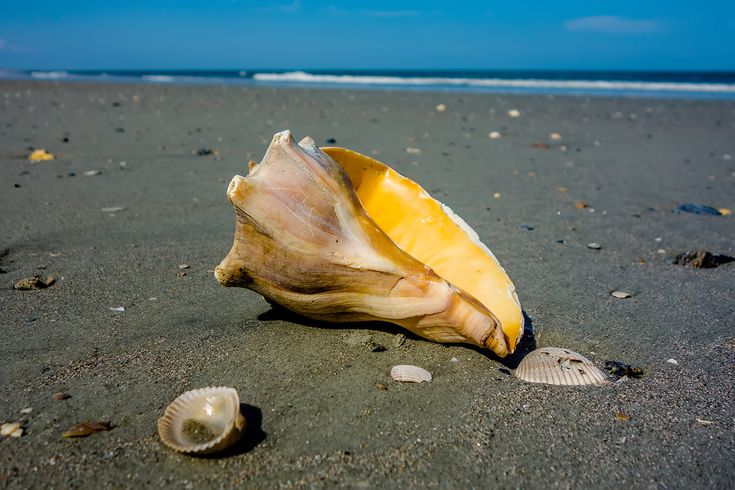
[674,251,734,269]
[673,203,724,216]
[605,360,644,378]
[14,275,55,290]
[615,412,631,422]
[62,421,112,438]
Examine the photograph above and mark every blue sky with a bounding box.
[1,0,733,70]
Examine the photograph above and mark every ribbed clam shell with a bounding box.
[515,347,608,386]
[157,386,246,455]
[390,365,432,383]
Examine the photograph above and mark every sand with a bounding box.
[1,80,733,488]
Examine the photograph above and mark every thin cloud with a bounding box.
[257,0,301,14]
[358,10,422,18]
[0,38,34,53]
[565,16,664,34]
[325,7,441,18]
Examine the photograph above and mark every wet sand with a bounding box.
[1,80,733,488]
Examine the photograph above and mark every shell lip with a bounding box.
[157,386,246,455]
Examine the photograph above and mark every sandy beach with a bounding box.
[1,80,733,488]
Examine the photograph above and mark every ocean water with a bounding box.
[2,69,735,99]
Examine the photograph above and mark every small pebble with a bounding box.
[666,358,678,365]
[611,291,632,299]
[52,392,71,401]
[575,201,588,209]
[405,147,422,155]
[549,132,562,140]
[393,333,406,347]
[101,206,125,213]
[507,109,521,118]
[435,103,446,112]
[376,383,388,391]
[20,407,32,414]
[519,224,534,231]
[488,131,501,139]
[450,357,459,363]
[83,170,101,176]
[587,242,601,250]
[109,306,125,312]
[493,192,501,199]
[178,264,190,270]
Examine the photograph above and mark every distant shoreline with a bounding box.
[3,68,735,100]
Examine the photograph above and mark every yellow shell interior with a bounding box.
[322,147,523,349]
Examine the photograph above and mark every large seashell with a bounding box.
[157,387,246,455]
[390,364,433,383]
[515,347,609,386]
[215,130,523,357]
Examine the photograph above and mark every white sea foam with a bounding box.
[142,75,176,82]
[142,74,228,84]
[253,71,735,93]
[30,71,69,79]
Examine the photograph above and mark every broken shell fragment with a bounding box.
[515,347,609,386]
[63,421,112,438]
[611,291,632,299]
[215,131,523,357]
[390,365,432,383]
[28,149,54,162]
[1,422,23,438]
[157,386,246,455]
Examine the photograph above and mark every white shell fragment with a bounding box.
[1,422,23,438]
[157,386,246,455]
[611,291,632,299]
[390,365,432,383]
[515,347,608,386]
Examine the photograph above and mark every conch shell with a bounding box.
[215,130,523,357]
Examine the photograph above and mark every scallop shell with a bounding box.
[515,347,608,386]
[157,386,246,455]
[390,365,433,383]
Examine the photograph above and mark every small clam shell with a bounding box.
[515,347,608,386]
[157,386,246,455]
[390,365,432,383]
